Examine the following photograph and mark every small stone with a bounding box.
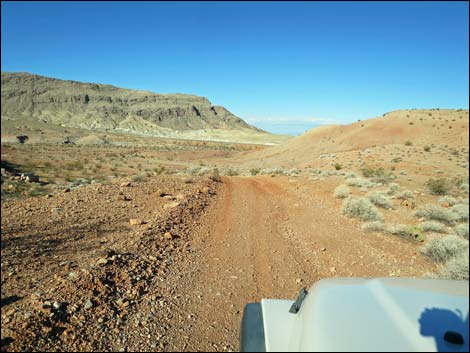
[320,247,326,252]
[163,201,180,210]
[45,194,53,199]
[53,301,63,310]
[129,219,145,225]
[164,232,174,239]
[63,188,71,193]
[84,299,93,310]
[295,278,302,284]
[330,266,336,274]
[121,182,131,187]
[97,258,108,265]
[5,308,16,316]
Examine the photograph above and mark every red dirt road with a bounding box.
[162,176,433,351]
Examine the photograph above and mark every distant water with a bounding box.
[252,121,320,136]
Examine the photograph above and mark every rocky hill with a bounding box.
[1,72,287,144]
[238,108,469,167]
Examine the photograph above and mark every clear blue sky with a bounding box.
[2,1,469,135]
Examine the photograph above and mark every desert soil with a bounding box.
[1,175,434,352]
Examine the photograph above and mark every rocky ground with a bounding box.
[1,175,218,351]
[1,173,438,352]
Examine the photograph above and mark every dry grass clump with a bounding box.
[131,173,148,182]
[341,197,383,222]
[385,183,414,200]
[425,177,450,195]
[396,190,415,200]
[367,191,393,209]
[420,221,448,234]
[333,184,351,199]
[186,165,201,175]
[261,167,285,176]
[361,221,385,232]
[454,223,469,239]
[385,224,424,241]
[223,168,239,176]
[436,252,469,280]
[414,204,459,225]
[197,166,211,176]
[438,196,458,206]
[209,168,221,182]
[386,183,400,195]
[451,204,469,222]
[421,235,468,263]
[250,168,260,176]
[346,177,377,189]
[360,165,394,184]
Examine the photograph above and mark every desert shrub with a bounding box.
[186,165,201,175]
[209,168,221,182]
[345,172,356,178]
[341,197,383,222]
[287,168,300,176]
[420,221,448,234]
[153,166,165,175]
[386,183,400,195]
[424,146,431,152]
[261,168,285,176]
[454,224,469,239]
[405,140,413,146]
[360,165,394,184]
[451,204,469,222]
[334,163,342,171]
[362,221,385,232]
[198,167,211,176]
[415,204,459,225]
[386,224,424,241]
[346,177,376,188]
[396,190,414,201]
[391,157,402,163]
[250,168,260,176]
[438,196,458,206]
[333,185,350,199]
[367,192,393,209]
[224,168,239,176]
[436,252,469,280]
[131,174,146,182]
[425,178,450,195]
[421,235,468,263]
[451,176,470,194]
[28,185,48,198]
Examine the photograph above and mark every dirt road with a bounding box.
[162,176,432,351]
[1,175,434,351]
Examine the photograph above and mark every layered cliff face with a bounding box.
[1,72,260,134]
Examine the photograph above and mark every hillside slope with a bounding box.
[1,72,289,144]
[238,109,469,167]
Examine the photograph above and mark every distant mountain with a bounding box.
[0,72,266,138]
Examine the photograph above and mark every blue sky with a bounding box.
[2,1,469,135]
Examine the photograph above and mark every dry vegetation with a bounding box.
[1,108,469,351]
